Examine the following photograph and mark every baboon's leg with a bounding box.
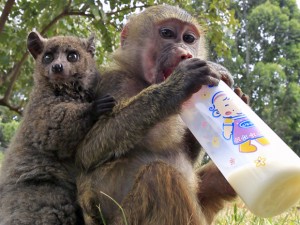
[78,187,100,225]
[112,162,207,225]
[197,161,237,224]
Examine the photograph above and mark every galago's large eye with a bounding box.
[67,51,79,62]
[183,34,196,44]
[42,52,54,64]
[159,28,176,39]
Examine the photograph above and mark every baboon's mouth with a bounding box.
[163,67,175,80]
[162,58,182,80]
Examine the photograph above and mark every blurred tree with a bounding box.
[0,0,236,148]
[192,0,239,58]
[2,0,298,155]
[0,0,155,148]
[212,0,300,154]
[0,0,153,116]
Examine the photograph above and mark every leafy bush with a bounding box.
[0,120,20,147]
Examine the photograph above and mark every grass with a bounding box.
[98,191,128,225]
[215,199,300,225]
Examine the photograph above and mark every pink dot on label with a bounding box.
[201,121,208,128]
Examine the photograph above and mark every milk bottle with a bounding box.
[180,80,300,217]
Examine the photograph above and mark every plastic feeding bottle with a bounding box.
[180,80,300,217]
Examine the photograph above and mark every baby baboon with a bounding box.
[76,5,248,225]
[0,32,114,225]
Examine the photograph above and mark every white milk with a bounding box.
[227,162,300,217]
[180,80,300,217]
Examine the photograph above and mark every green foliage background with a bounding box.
[0,0,299,154]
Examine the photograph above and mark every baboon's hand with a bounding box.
[207,61,234,88]
[204,62,250,105]
[234,87,250,105]
[168,58,221,100]
[91,94,116,120]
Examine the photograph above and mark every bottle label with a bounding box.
[209,89,269,153]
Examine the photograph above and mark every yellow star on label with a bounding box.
[212,136,220,148]
[255,156,266,167]
[199,90,210,100]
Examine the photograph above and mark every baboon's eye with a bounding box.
[67,51,79,62]
[42,53,54,64]
[159,28,176,39]
[183,34,196,44]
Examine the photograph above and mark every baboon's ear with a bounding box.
[27,31,45,59]
[120,24,129,48]
[86,34,95,57]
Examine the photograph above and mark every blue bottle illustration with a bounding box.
[209,91,269,153]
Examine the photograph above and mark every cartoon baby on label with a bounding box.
[209,91,269,153]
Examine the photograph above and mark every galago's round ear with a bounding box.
[86,34,96,57]
[120,24,129,48]
[27,31,45,59]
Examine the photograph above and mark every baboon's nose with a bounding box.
[52,64,64,73]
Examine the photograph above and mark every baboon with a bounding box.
[0,32,114,225]
[76,5,248,225]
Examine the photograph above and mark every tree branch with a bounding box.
[0,0,15,34]
[3,52,29,102]
[41,10,94,35]
[106,4,151,17]
[1,2,152,114]
[0,73,5,86]
[0,98,22,114]
[1,4,94,114]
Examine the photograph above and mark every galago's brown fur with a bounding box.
[0,32,114,225]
